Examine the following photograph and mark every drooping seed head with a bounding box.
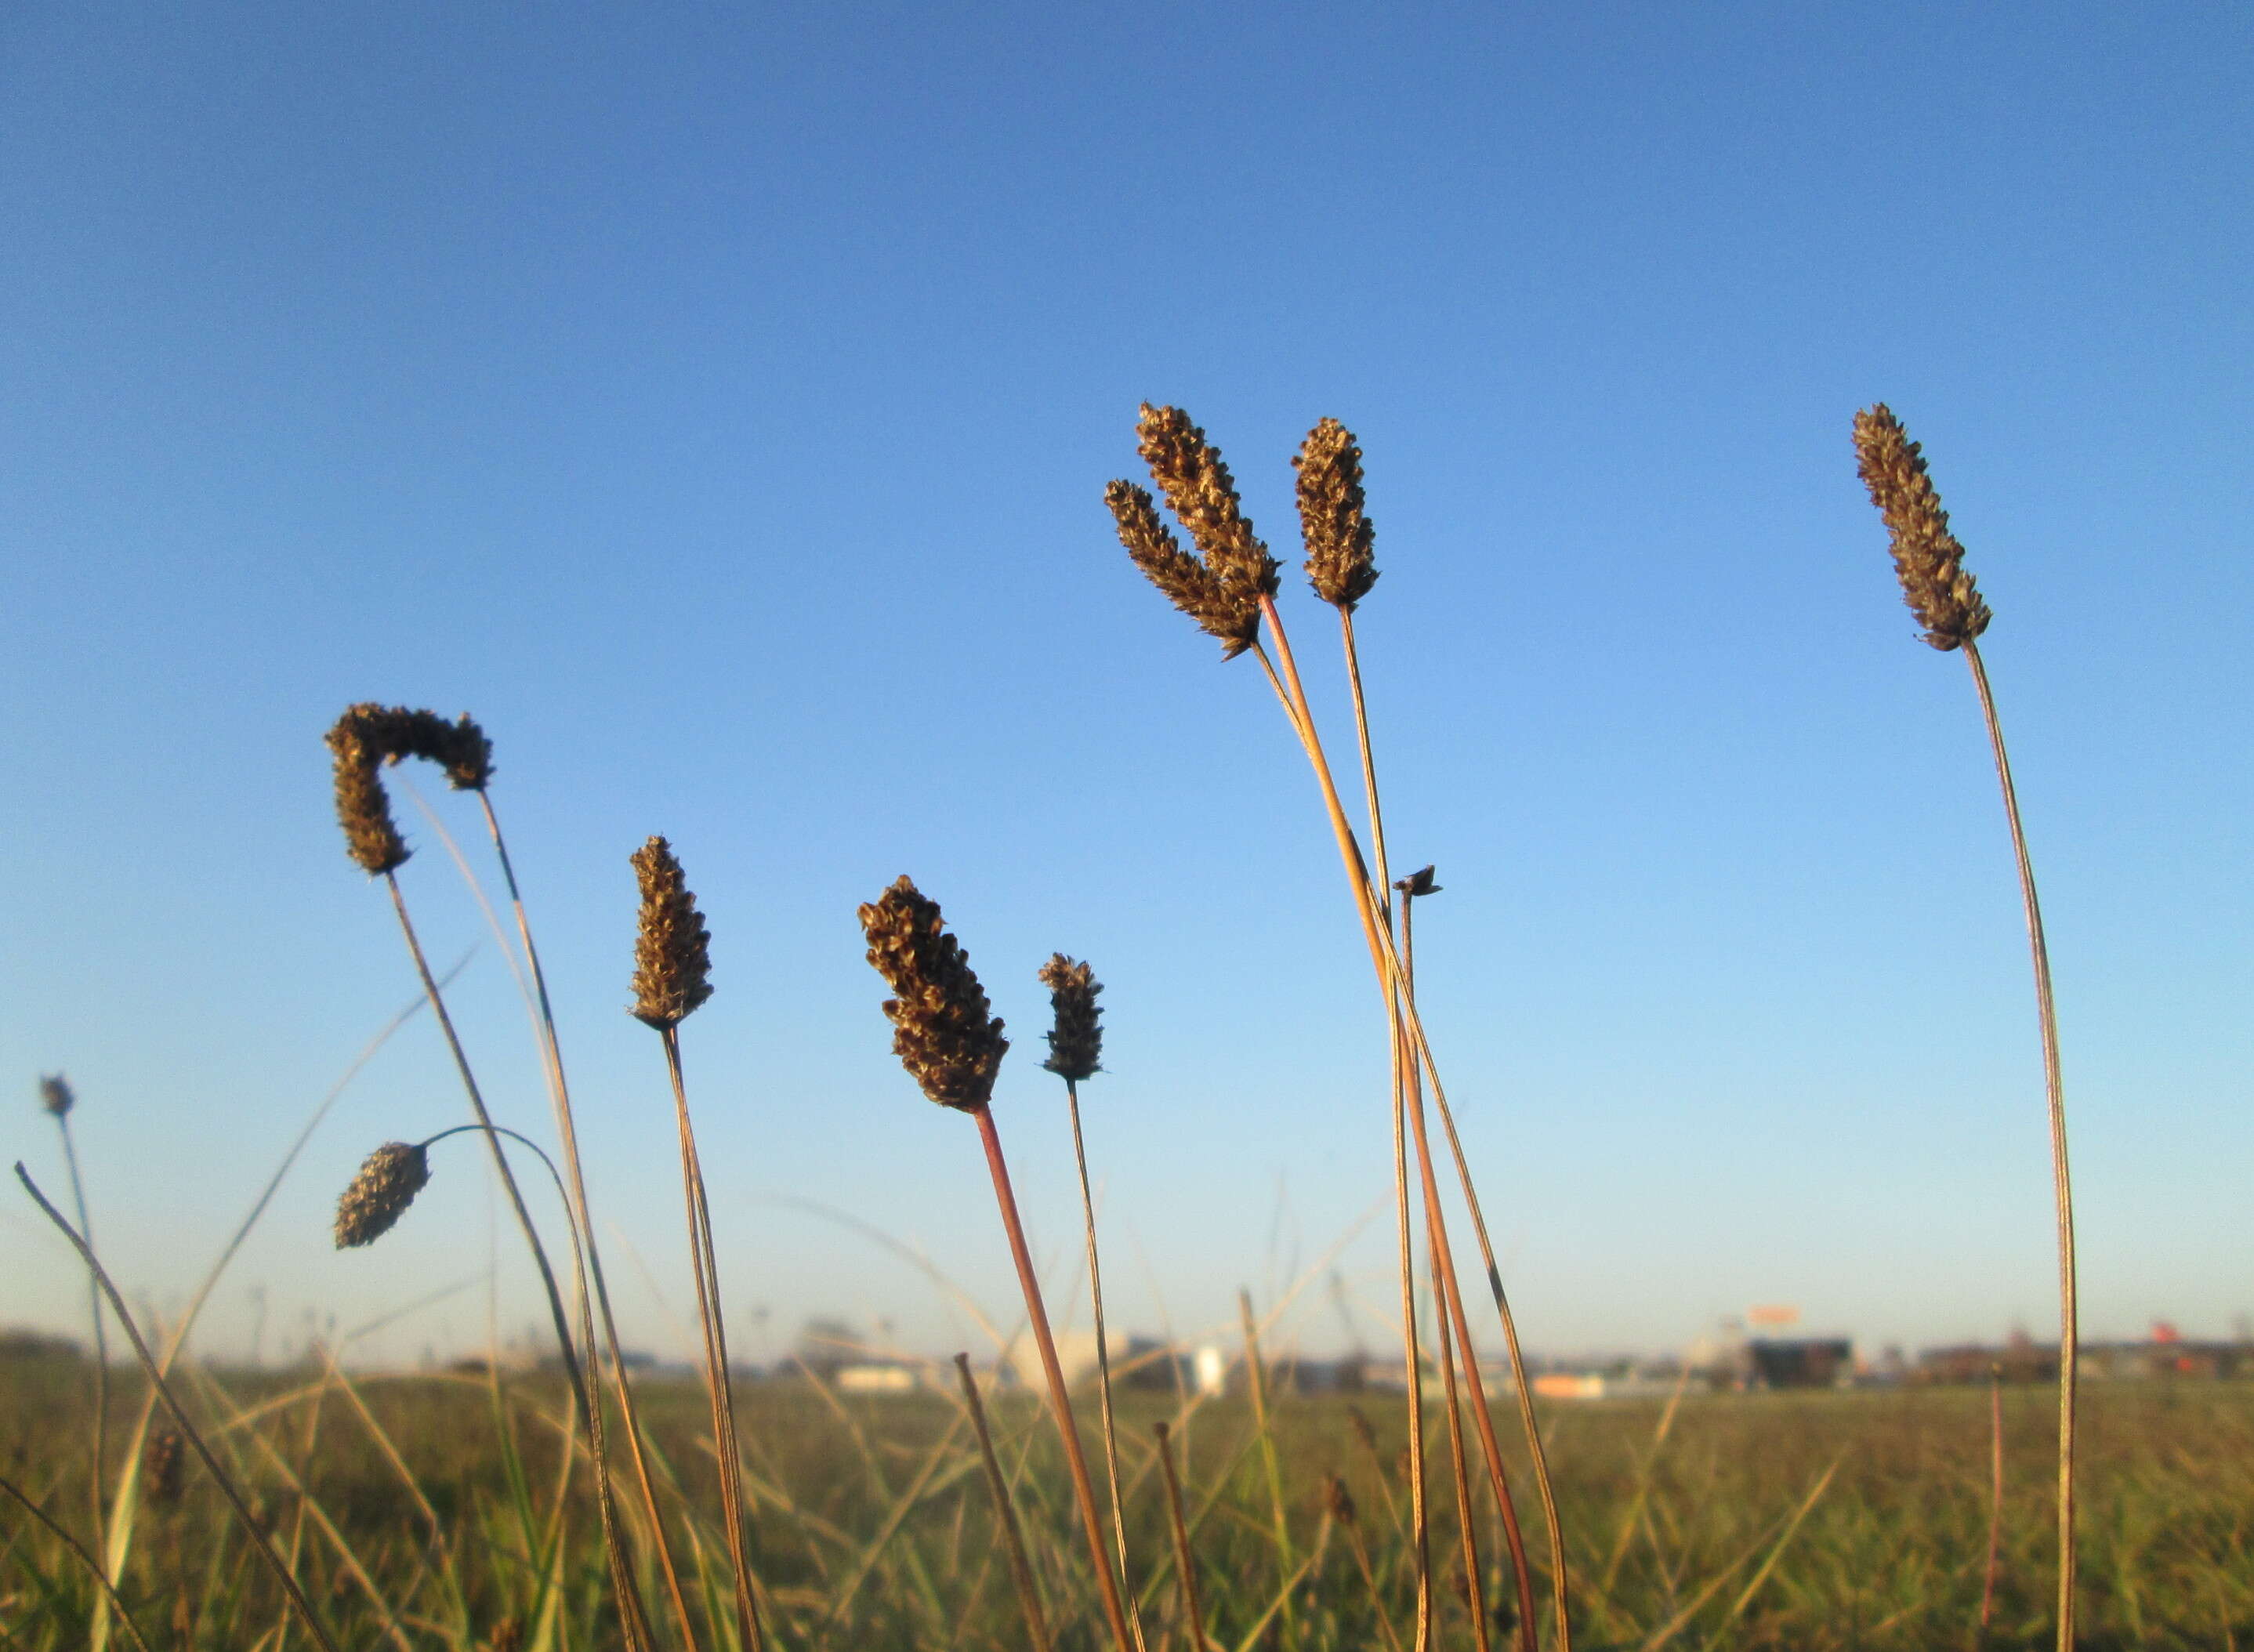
[334,1141,432,1248]
[1294,418,1379,610]
[38,1074,74,1118]
[325,704,498,872]
[327,707,411,874]
[1852,404,1993,651]
[1037,953,1103,1083]
[629,835,714,1029]
[143,1428,186,1509]
[1393,864,1440,899]
[857,876,1009,1112]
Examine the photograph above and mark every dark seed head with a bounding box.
[857,877,1009,1112]
[334,1142,432,1248]
[1038,954,1103,1084]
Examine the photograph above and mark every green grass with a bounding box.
[4,1346,2250,1650]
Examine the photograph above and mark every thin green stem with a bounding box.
[1963,638,2076,1652]
[1153,1422,1209,1652]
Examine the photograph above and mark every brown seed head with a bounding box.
[334,1141,432,1248]
[1322,1472,1358,1527]
[38,1074,74,1118]
[1852,404,1993,651]
[1294,418,1379,610]
[1105,480,1262,658]
[1037,953,1103,1083]
[143,1428,186,1509]
[857,876,1009,1112]
[1116,403,1281,658]
[1393,864,1440,898]
[327,708,411,874]
[629,836,714,1029]
[484,1619,525,1652]
[324,702,497,871]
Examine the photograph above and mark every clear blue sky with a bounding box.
[5,3,2249,1370]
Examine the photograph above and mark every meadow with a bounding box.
[5,402,2223,1650]
[4,1348,2251,1650]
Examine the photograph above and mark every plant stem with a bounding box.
[958,1353,1053,1652]
[50,1110,109,1563]
[1402,893,1539,1652]
[15,1165,343,1652]
[1962,638,2077,1652]
[659,1026,766,1652]
[971,1102,1136,1652]
[1980,1362,2004,1640]
[1254,607,1433,1652]
[1067,1078,1148,1652]
[382,872,653,1652]
[1432,1250,1491,1652]
[477,793,699,1650]
[0,1470,154,1652]
[1153,1422,1209,1652]
[1238,1287,1299,1644]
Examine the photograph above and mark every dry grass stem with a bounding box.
[858,879,1133,1652]
[956,1353,1053,1652]
[632,835,764,1651]
[1042,953,1146,1651]
[1153,1422,1209,1652]
[1853,412,2076,1651]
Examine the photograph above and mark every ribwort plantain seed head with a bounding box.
[1037,954,1103,1083]
[1114,404,1280,659]
[334,1141,432,1248]
[1852,404,1993,651]
[629,835,714,1029]
[1106,480,1263,659]
[857,876,1009,1112]
[1295,418,1379,610]
[38,1074,74,1118]
[328,706,412,874]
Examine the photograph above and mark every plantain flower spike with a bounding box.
[629,835,714,1029]
[858,876,1009,1111]
[1110,403,1281,659]
[1852,404,1993,650]
[1037,954,1103,1083]
[327,708,411,874]
[38,1074,74,1118]
[334,1141,432,1248]
[1295,417,1379,610]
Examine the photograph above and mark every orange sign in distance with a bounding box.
[1746,1304,1801,1328]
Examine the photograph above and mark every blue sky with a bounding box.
[4,3,2249,1369]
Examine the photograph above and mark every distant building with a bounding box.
[1746,1339,1853,1389]
[835,1361,918,1395]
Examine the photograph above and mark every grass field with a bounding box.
[5,1346,2250,1650]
